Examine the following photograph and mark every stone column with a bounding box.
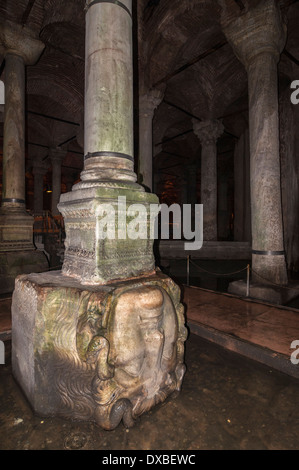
[193,119,224,241]
[221,0,288,285]
[58,0,159,284]
[50,148,65,216]
[0,21,47,293]
[184,164,197,232]
[185,164,197,206]
[234,128,251,242]
[1,53,26,211]
[0,22,44,215]
[81,0,136,184]
[32,158,49,215]
[139,89,163,191]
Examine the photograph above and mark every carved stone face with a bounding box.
[90,283,186,429]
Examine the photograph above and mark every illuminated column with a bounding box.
[221,0,288,284]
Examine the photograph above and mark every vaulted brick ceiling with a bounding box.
[0,0,298,197]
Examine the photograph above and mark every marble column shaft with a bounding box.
[139,89,163,191]
[2,53,26,209]
[193,119,224,241]
[221,0,288,285]
[82,0,135,184]
[0,21,45,212]
[234,128,251,242]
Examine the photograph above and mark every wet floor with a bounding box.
[1,333,299,451]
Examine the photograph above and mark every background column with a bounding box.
[233,128,251,242]
[0,21,47,293]
[221,0,288,285]
[0,22,44,215]
[32,157,49,215]
[193,119,224,241]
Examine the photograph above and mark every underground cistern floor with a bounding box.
[1,332,299,451]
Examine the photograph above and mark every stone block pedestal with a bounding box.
[58,183,159,285]
[12,270,187,430]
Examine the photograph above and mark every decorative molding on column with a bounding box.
[0,20,45,65]
[193,119,224,145]
[219,0,286,70]
[85,0,133,18]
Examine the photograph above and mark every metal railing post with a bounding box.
[246,264,250,297]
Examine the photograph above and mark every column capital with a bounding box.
[193,119,224,145]
[139,88,164,119]
[220,0,286,70]
[0,20,45,66]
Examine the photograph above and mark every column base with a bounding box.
[228,279,299,305]
[11,269,187,430]
[0,207,49,294]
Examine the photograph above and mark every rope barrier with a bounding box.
[45,256,299,295]
[187,256,299,294]
[189,258,248,277]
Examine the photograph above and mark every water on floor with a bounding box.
[1,333,298,451]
